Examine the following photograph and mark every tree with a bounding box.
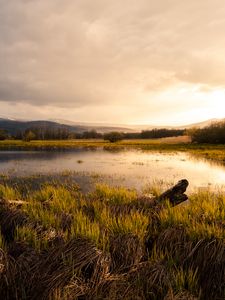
[23,130,36,142]
[0,129,8,140]
[82,130,102,139]
[104,132,123,143]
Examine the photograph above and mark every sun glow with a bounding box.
[207,89,225,118]
[136,84,225,126]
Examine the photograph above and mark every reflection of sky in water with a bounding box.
[0,149,225,190]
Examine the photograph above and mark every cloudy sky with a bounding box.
[1,0,225,125]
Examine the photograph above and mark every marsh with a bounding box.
[1,148,225,191]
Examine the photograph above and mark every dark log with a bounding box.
[137,179,189,210]
[144,179,189,257]
[157,179,189,206]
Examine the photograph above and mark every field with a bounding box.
[0,175,225,299]
[0,136,191,151]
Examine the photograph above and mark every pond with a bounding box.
[0,149,225,191]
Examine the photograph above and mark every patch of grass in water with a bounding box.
[77,160,83,164]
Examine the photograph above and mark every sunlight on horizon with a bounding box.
[132,85,225,126]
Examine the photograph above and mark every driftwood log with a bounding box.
[138,179,189,210]
[157,179,189,206]
[144,179,189,255]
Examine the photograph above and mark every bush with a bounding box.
[23,131,36,142]
[103,132,123,143]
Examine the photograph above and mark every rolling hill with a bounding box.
[0,118,134,136]
[0,117,224,136]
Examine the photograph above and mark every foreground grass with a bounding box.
[1,137,225,164]
[0,178,225,299]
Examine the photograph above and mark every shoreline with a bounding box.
[0,138,225,164]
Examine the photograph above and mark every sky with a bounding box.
[1,0,225,126]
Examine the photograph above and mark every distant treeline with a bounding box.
[16,127,75,140]
[188,122,225,144]
[0,126,185,141]
[136,129,184,139]
[2,122,225,143]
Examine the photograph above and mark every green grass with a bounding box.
[0,178,225,299]
[0,184,20,200]
[158,189,225,241]
[94,183,137,205]
[15,225,49,252]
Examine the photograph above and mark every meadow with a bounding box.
[0,175,225,299]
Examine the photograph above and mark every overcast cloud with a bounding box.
[1,0,225,125]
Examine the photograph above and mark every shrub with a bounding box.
[103,132,123,143]
[23,131,36,142]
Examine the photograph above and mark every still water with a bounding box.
[0,149,225,190]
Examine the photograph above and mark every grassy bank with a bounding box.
[0,136,190,150]
[0,137,225,164]
[0,177,225,299]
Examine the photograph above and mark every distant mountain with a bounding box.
[48,119,137,132]
[129,118,225,130]
[50,118,225,131]
[0,117,224,136]
[179,118,225,129]
[0,119,79,136]
[49,119,136,129]
[0,118,135,136]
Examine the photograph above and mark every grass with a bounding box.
[0,184,20,200]
[1,137,225,164]
[0,177,225,298]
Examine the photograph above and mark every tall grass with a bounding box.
[159,189,225,240]
[15,226,49,252]
[0,179,225,299]
[95,183,137,205]
[0,184,20,201]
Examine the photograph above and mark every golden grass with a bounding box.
[0,180,225,298]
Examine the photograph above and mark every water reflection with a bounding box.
[0,149,225,190]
